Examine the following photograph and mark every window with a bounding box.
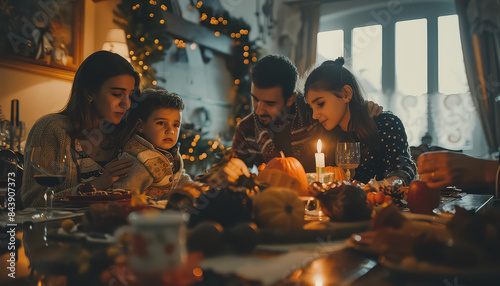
[438,15,468,94]
[395,19,427,96]
[316,30,343,63]
[352,25,382,94]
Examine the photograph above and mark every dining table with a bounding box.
[0,193,497,286]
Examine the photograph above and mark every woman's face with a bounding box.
[306,89,350,131]
[92,74,136,125]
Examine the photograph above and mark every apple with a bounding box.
[407,180,441,215]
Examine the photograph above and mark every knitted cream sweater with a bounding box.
[20,114,102,207]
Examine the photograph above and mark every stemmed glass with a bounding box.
[28,147,68,218]
[336,142,360,181]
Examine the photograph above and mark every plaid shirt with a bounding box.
[231,98,321,172]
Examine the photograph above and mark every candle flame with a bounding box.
[317,139,322,153]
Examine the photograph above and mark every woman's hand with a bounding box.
[91,159,133,190]
[417,152,498,190]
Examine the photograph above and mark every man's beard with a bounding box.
[258,105,294,132]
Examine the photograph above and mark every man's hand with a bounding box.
[417,152,498,190]
[223,158,251,183]
[366,101,383,117]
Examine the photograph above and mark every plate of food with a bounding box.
[347,204,500,278]
[58,189,132,206]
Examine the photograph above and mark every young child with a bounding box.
[114,88,192,199]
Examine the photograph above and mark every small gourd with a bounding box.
[253,187,305,229]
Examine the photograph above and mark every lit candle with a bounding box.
[315,139,325,182]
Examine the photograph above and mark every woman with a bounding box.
[304,58,416,185]
[21,51,139,207]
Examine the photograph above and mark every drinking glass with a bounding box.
[336,142,360,181]
[28,147,68,218]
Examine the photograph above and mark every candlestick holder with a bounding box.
[316,166,325,185]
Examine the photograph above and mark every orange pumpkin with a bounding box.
[253,187,305,229]
[263,152,308,196]
[325,166,347,182]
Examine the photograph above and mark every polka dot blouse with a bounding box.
[352,112,417,185]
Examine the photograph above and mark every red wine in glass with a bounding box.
[34,175,66,187]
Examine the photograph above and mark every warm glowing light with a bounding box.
[190,157,195,162]
[174,39,179,44]
[244,105,249,110]
[243,52,249,57]
[127,34,131,39]
[244,59,249,64]
[158,45,163,50]
[129,51,134,55]
[223,20,228,25]
[317,139,323,153]
[236,33,241,38]
[143,65,148,70]
[197,1,203,8]
[131,56,137,61]
[149,13,154,18]
[208,141,212,145]
[145,51,150,56]
[138,61,143,65]
[140,37,145,42]
[161,4,167,10]
[214,31,220,37]
[218,17,223,22]
[189,148,193,153]
[234,79,240,85]
[152,80,157,85]
[191,142,196,147]
[230,33,235,38]
[160,19,165,24]
[252,57,257,62]
[190,43,197,50]
[244,46,249,51]
[154,39,159,44]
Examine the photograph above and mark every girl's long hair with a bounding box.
[304,58,378,154]
[59,51,140,153]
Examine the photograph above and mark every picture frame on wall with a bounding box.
[0,0,84,81]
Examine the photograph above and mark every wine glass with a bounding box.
[28,147,69,218]
[336,142,360,181]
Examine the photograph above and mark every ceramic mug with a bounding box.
[115,211,189,274]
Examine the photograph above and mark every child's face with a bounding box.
[138,108,182,150]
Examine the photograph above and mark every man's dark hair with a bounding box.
[131,88,184,122]
[251,55,298,101]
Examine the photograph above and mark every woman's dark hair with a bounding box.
[59,51,140,152]
[130,88,184,122]
[304,58,378,153]
[251,55,298,101]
